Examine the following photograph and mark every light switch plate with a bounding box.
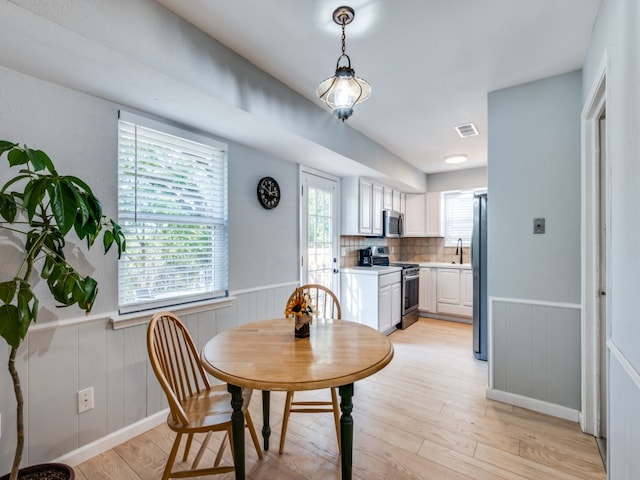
[533,218,545,234]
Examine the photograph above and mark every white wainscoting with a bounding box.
[0,282,297,471]
[487,297,582,422]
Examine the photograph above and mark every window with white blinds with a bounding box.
[117,111,228,314]
[443,190,474,247]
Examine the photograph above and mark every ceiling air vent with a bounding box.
[455,123,479,138]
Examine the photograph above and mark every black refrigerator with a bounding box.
[472,193,487,361]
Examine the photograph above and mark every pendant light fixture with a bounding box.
[317,6,371,121]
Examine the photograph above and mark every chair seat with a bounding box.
[167,384,235,432]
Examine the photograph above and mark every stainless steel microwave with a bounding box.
[383,210,404,238]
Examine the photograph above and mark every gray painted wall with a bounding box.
[487,71,583,412]
[427,167,487,193]
[583,0,640,477]
[488,71,582,304]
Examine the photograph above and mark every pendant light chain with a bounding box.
[341,18,347,56]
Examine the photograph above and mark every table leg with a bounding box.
[228,384,245,479]
[261,390,271,451]
[338,383,354,480]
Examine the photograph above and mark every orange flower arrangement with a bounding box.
[285,290,317,330]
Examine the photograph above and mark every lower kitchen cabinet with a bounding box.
[341,268,402,335]
[436,267,473,317]
[419,267,437,313]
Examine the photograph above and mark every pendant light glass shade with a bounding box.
[317,6,371,121]
[317,65,372,121]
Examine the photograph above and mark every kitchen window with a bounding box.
[117,111,228,314]
[443,190,474,247]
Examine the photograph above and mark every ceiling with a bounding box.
[155,0,601,174]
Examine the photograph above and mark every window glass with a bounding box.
[443,190,474,247]
[117,111,228,314]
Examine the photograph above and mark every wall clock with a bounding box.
[256,176,281,209]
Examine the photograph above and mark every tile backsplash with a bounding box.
[340,236,470,268]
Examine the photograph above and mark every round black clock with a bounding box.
[257,176,281,209]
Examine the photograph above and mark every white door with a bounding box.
[300,168,339,293]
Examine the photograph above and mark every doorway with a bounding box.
[299,167,340,292]
[596,111,608,463]
[581,51,609,470]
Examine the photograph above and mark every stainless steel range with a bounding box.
[390,262,420,329]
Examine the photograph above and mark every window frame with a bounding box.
[117,110,228,315]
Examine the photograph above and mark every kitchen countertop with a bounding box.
[341,266,402,275]
[418,262,471,269]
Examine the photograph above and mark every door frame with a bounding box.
[298,165,341,289]
[581,50,610,438]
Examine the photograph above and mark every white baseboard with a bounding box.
[486,388,580,423]
[53,409,168,467]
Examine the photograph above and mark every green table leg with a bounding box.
[261,390,271,451]
[339,383,354,480]
[228,384,245,479]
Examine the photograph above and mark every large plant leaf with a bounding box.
[0,141,17,156]
[0,280,36,349]
[22,177,50,223]
[73,276,98,312]
[73,191,98,243]
[49,179,78,235]
[0,192,17,222]
[104,220,126,258]
[0,280,17,304]
[25,148,56,174]
[7,148,29,167]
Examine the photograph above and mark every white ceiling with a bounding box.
[155,0,601,174]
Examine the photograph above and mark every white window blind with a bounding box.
[443,190,474,247]
[117,111,228,314]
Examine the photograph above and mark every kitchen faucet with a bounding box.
[455,238,463,264]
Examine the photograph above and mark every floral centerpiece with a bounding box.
[285,290,317,336]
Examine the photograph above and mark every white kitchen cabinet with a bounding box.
[341,177,387,236]
[404,193,426,236]
[425,192,444,237]
[383,187,393,211]
[462,269,474,307]
[372,183,384,236]
[392,190,403,213]
[391,282,402,327]
[419,267,436,313]
[436,267,473,317]
[341,268,401,335]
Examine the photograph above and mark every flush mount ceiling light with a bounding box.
[317,6,371,121]
[445,154,468,165]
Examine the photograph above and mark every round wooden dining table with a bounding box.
[201,317,394,480]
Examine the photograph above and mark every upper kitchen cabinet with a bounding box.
[404,193,426,236]
[425,192,444,237]
[342,176,402,236]
[384,187,405,214]
[404,192,444,237]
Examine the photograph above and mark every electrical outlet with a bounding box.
[78,387,94,414]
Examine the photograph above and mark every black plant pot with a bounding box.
[0,463,75,480]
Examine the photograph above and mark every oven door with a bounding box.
[402,272,420,315]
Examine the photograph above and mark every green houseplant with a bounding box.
[0,141,125,480]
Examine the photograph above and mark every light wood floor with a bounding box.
[74,318,606,479]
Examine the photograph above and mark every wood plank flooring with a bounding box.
[74,318,605,479]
